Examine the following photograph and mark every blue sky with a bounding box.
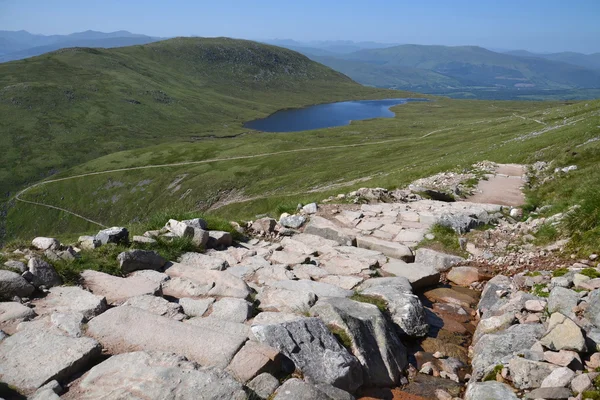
[1,0,599,53]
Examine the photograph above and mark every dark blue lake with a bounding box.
[244,98,425,132]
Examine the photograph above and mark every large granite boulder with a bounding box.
[464,381,519,400]
[27,258,62,288]
[0,270,35,300]
[311,297,408,386]
[358,277,428,337]
[81,270,161,305]
[117,249,166,273]
[164,262,250,298]
[252,317,363,392]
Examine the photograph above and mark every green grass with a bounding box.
[483,364,504,382]
[3,73,600,244]
[552,268,569,277]
[0,37,397,200]
[351,293,388,312]
[51,236,202,284]
[327,324,353,350]
[534,223,560,245]
[532,283,550,298]
[418,224,468,257]
[580,268,600,279]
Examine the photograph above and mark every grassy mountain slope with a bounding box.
[9,98,599,248]
[0,37,393,198]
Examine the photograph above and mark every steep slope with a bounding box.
[0,37,390,198]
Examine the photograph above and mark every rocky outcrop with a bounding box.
[252,317,363,392]
[310,297,408,386]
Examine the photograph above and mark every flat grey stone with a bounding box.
[304,216,356,246]
[178,252,229,271]
[0,302,36,327]
[414,248,465,272]
[209,297,251,322]
[0,328,101,394]
[257,287,317,314]
[70,351,246,400]
[381,261,440,290]
[32,286,107,320]
[87,306,247,368]
[252,318,363,392]
[0,270,35,300]
[248,373,280,399]
[123,295,185,320]
[186,316,252,339]
[311,297,407,386]
[164,262,250,298]
[179,297,215,317]
[81,269,161,305]
[524,387,572,399]
[117,249,166,273]
[356,236,412,261]
[272,279,353,298]
[509,357,559,389]
[464,381,518,400]
[541,366,575,388]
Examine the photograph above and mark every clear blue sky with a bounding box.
[1,0,599,53]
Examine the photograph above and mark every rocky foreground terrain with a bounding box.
[1,164,599,400]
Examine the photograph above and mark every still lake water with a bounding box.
[244,98,425,132]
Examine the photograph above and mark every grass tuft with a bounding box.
[580,268,600,279]
[327,324,353,350]
[552,268,569,277]
[351,293,388,313]
[417,224,467,257]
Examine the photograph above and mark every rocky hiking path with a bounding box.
[2,162,598,399]
[467,164,526,207]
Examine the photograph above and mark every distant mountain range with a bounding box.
[2,31,599,99]
[267,41,600,95]
[0,30,164,62]
[503,50,600,70]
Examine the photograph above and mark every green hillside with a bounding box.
[8,98,600,250]
[0,37,393,198]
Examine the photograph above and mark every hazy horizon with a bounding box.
[1,0,599,54]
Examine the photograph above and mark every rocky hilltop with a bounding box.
[0,163,598,400]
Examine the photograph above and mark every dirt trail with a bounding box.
[467,163,526,207]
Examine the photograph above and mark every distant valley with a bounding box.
[265,40,600,100]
